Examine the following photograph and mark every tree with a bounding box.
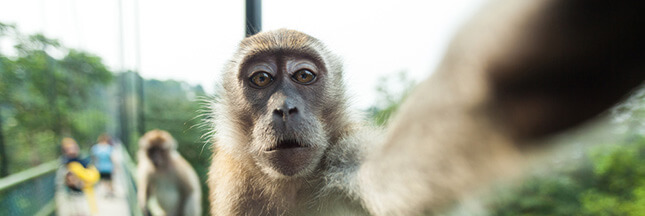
[0,22,114,173]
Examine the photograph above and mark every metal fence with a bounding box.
[0,149,147,216]
[0,160,58,216]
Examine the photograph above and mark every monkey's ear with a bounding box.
[486,1,645,141]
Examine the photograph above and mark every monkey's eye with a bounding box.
[292,69,316,84]
[250,72,274,88]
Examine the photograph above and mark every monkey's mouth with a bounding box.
[266,139,307,151]
[261,139,320,177]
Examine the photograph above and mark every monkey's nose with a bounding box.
[273,106,298,120]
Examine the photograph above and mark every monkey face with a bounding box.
[147,145,169,168]
[139,130,176,169]
[238,54,331,178]
[216,29,348,179]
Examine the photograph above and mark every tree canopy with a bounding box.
[0,22,113,174]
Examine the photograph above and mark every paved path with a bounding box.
[55,147,133,216]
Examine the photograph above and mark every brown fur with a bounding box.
[358,0,645,215]
[137,130,202,216]
[208,29,369,215]
[208,0,645,215]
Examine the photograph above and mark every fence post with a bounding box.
[0,105,7,177]
[245,0,262,37]
[0,57,6,177]
[118,74,131,150]
[137,73,145,136]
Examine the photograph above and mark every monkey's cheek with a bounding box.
[261,147,322,177]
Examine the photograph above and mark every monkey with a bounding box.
[137,129,202,216]
[207,28,367,215]
[207,0,645,215]
[207,28,372,215]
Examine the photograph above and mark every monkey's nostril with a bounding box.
[273,108,284,117]
[288,107,298,115]
[274,107,298,118]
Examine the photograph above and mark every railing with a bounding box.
[0,160,59,216]
[0,146,161,216]
[119,145,143,216]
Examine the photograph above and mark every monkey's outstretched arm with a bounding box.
[137,150,153,212]
[356,0,645,215]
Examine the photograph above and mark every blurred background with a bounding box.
[0,0,644,215]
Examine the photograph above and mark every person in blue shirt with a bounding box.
[91,134,114,197]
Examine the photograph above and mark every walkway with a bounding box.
[56,145,134,216]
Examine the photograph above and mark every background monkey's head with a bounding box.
[214,29,353,178]
[139,129,177,168]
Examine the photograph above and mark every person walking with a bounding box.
[91,134,115,197]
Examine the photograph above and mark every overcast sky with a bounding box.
[0,0,485,109]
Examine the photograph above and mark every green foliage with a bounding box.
[0,22,114,173]
[487,136,645,216]
[0,21,209,213]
